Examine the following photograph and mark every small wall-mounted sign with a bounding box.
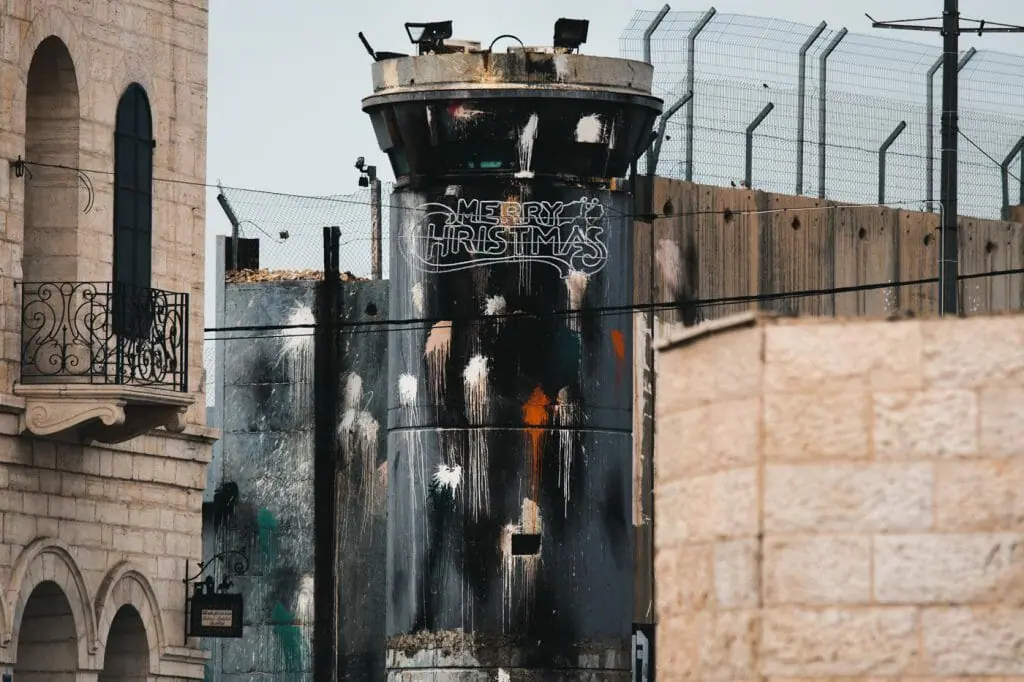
[632,623,655,682]
[189,592,244,638]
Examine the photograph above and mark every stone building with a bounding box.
[0,1,212,680]
[653,311,1024,681]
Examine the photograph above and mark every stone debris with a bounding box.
[225,268,366,283]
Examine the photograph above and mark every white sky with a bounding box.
[202,0,1024,323]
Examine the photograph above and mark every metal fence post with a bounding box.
[642,4,671,174]
[817,27,847,199]
[796,21,827,195]
[926,47,976,212]
[685,7,716,182]
[878,121,907,205]
[650,92,692,177]
[745,102,775,189]
[1001,136,1024,220]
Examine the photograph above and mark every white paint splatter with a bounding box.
[483,295,507,331]
[278,304,316,417]
[344,373,363,407]
[462,355,490,421]
[339,372,383,525]
[411,282,425,316]
[501,498,543,627]
[295,575,315,625]
[608,121,617,149]
[398,373,418,407]
[565,270,589,331]
[554,387,582,518]
[463,356,491,520]
[575,114,603,143]
[656,238,683,299]
[432,464,462,496]
[516,113,539,178]
[424,321,453,401]
[553,53,570,81]
[467,431,489,520]
[483,295,507,316]
[498,670,511,682]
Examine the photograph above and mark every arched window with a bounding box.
[113,84,154,339]
[113,83,154,293]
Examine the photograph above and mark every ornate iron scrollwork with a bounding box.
[184,548,250,595]
[183,549,250,640]
[20,281,189,391]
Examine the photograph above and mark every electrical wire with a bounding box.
[203,265,1024,342]
[16,157,931,224]
[959,128,1024,185]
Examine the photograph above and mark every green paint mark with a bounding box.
[256,508,278,566]
[272,601,304,676]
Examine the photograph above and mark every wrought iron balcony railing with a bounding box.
[20,281,189,392]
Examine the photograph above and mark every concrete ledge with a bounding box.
[655,311,763,353]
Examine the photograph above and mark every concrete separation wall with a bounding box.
[635,178,1024,327]
[202,278,388,681]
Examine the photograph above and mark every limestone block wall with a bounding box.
[0,0,209,422]
[654,311,1024,681]
[0,429,211,678]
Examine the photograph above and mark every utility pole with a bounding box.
[869,2,1024,316]
[356,157,382,279]
[369,170,382,280]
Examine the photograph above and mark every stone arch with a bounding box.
[22,33,81,285]
[5,538,99,667]
[94,562,166,673]
[12,6,87,133]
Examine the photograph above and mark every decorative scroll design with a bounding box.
[402,197,611,278]
[20,281,189,392]
[185,549,251,592]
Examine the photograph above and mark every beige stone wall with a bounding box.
[0,1,211,679]
[0,430,209,677]
[654,311,1024,681]
[0,0,209,419]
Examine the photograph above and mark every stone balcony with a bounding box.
[15,281,193,444]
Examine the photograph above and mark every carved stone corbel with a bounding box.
[83,404,190,444]
[21,399,127,437]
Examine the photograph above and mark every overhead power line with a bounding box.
[203,265,1024,341]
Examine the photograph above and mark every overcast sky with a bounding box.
[202,0,1024,321]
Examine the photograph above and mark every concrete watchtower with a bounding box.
[362,18,662,680]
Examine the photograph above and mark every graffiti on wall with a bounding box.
[401,198,610,278]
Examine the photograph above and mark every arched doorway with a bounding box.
[24,35,80,283]
[98,605,150,681]
[14,581,78,681]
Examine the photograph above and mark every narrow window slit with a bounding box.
[511,533,541,556]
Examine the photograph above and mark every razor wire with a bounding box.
[217,184,395,278]
[621,10,1024,220]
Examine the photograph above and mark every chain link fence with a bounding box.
[217,183,395,276]
[621,10,1024,220]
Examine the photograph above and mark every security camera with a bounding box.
[355,156,366,171]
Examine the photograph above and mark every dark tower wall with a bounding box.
[364,46,662,680]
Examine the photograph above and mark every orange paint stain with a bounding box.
[610,329,626,361]
[610,329,626,388]
[522,386,552,502]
